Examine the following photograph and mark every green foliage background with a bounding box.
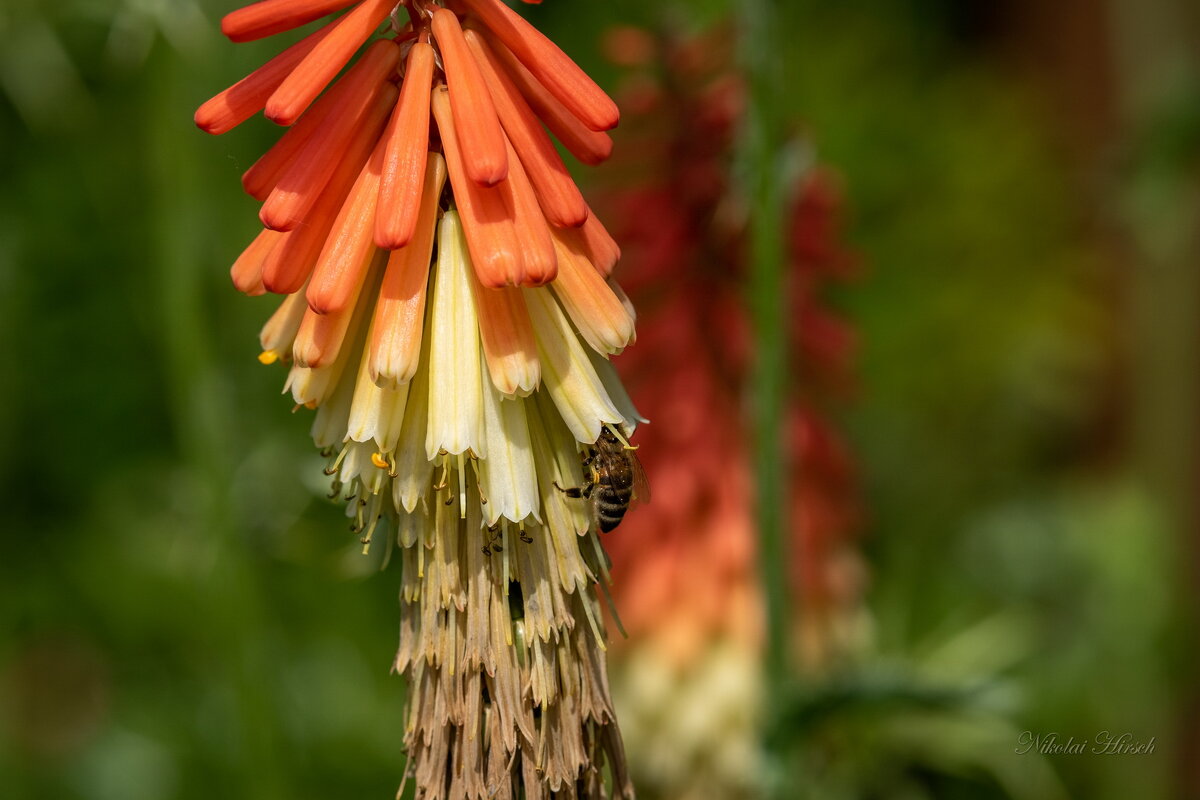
[0,1,1193,798]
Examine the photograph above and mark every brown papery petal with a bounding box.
[465,29,586,228]
[265,0,397,126]
[459,0,619,131]
[260,39,400,231]
[481,32,613,166]
[221,0,359,43]
[305,136,387,315]
[432,8,508,186]
[196,23,335,135]
[370,153,447,387]
[375,41,435,250]
[262,83,398,293]
[432,86,525,288]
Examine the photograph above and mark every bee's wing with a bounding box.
[628,450,651,507]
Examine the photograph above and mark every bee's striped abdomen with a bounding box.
[595,468,634,532]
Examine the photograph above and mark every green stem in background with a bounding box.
[739,0,792,715]
[1106,0,1200,794]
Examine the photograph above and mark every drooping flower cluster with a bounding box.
[593,25,865,799]
[197,2,640,797]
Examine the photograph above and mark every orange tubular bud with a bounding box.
[265,0,398,126]
[470,283,541,397]
[432,9,508,186]
[230,228,284,295]
[242,71,344,201]
[432,86,524,288]
[375,41,435,250]
[554,205,621,276]
[196,23,335,135]
[221,0,359,43]
[294,250,385,368]
[481,33,613,165]
[465,29,586,228]
[502,137,557,285]
[459,0,619,132]
[262,84,397,293]
[369,153,447,387]
[549,235,634,355]
[306,138,387,315]
[260,40,400,231]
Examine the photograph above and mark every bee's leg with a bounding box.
[482,521,503,555]
[553,481,585,499]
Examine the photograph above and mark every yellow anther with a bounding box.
[304,400,318,410]
[257,350,280,365]
[371,452,389,470]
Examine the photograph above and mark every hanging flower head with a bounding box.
[197,2,642,797]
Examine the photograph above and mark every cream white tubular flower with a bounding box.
[425,210,486,462]
[524,286,624,444]
[479,374,540,527]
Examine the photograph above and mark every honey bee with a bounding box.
[556,426,650,532]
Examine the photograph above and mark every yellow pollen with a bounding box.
[258,350,279,365]
[304,400,318,410]
[605,423,638,450]
[371,452,389,469]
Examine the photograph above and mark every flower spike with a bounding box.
[198,3,641,796]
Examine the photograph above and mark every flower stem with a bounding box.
[739,0,791,703]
